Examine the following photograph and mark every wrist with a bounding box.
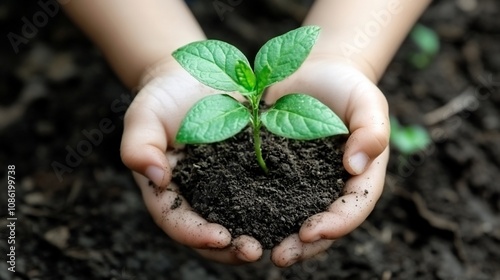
[303,0,431,83]
[64,0,205,89]
[135,55,184,94]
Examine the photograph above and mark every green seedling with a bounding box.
[390,116,431,155]
[408,23,440,69]
[172,26,348,173]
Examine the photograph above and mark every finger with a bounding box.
[195,235,263,264]
[263,62,389,175]
[121,71,207,188]
[271,234,334,267]
[343,81,390,175]
[299,147,389,242]
[134,172,232,249]
[121,90,172,187]
[231,235,263,262]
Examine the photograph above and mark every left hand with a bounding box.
[264,54,390,267]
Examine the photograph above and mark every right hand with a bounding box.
[264,54,390,267]
[120,58,263,264]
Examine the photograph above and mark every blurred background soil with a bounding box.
[1,0,499,279]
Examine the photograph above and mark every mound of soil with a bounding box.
[173,129,348,249]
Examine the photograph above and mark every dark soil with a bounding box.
[173,128,347,249]
[1,0,500,279]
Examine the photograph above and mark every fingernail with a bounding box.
[145,166,165,187]
[348,152,369,175]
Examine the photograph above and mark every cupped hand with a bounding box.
[120,59,263,264]
[264,55,390,267]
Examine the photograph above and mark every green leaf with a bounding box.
[172,40,251,92]
[410,24,440,56]
[235,60,256,93]
[409,53,432,69]
[261,94,348,140]
[254,26,320,91]
[390,116,430,154]
[176,94,251,144]
[408,24,439,69]
[255,64,271,95]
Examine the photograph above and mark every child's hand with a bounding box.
[120,59,263,264]
[264,55,390,267]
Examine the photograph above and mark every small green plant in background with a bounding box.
[408,23,440,69]
[172,26,348,173]
[390,116,431,155]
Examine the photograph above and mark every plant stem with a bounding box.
[250,94,268,174]
[253,121,268,174]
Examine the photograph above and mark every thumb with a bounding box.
[120,92,172,187]
[343,81,390,175]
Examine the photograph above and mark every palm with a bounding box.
[265,58,390,267]
[121,65,262,264]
